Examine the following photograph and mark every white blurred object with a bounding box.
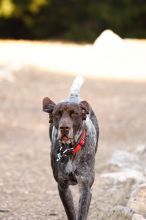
[101,147,146,183]
[132,214,146,220]
[109,150,142,170]
[101,169,146,183]
[93,29,124,49]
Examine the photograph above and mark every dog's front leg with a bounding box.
[58,183,76,220]
[77,181,92,220]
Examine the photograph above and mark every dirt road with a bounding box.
[0,69,146,220]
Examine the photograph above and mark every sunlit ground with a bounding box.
[0,31,146,220]
[0,30,146,82]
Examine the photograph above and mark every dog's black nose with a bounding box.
[60,126,70,134]
[60,126,70,131]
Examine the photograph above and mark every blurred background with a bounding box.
[0,1,146,220]
[0,0,146,41]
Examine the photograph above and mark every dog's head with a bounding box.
[43,97,89,144]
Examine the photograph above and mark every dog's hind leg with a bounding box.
[58,183,76,220]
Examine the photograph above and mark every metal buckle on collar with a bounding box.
[56,147,73,162]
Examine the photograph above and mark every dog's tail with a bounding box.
[69,76,84,102]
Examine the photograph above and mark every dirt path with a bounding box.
[0,69,146,219]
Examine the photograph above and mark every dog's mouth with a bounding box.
[59,134,73,143]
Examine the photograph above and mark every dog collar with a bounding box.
[72,130,86,155]
[56,130,86,162]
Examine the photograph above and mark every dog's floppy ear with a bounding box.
[80,100,89,120]
[43,97,56,123]
[43,97,55,113]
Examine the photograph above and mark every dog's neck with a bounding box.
[56,128,86,162]
[72,129,86,155]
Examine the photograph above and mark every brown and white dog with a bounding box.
[43,76,99,220]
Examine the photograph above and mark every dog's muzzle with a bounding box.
[58,126,73,143]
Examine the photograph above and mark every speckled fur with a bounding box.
[43,77,99,220]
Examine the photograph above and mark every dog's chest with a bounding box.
[65,159,75,174]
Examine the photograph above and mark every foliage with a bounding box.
[0,0,146,42]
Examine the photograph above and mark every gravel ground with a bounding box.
[0,69,146,220]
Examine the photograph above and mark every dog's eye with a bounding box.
[70,110,78,117]
[58,110,62,115]
[54,110,62,118]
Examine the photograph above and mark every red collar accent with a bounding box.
[72,130,86,155]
